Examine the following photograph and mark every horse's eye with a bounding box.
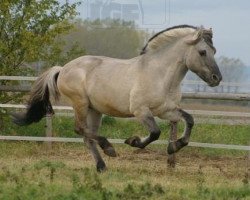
[199,50,207,57]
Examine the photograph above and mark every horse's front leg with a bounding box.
[125,108,161,148]
[167,109,194,154]
[167,121,178,168]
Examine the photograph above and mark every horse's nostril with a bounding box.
[212,74,219,82]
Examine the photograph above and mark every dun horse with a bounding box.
[13,25,222,172]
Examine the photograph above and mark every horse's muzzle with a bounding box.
[209,73,222,87]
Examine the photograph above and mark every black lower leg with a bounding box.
[96,160,106,172]
[125,129,161,148]
[85,138,107,172]
[168,110,194,154]
[75,125,117,158]
[168,137,188,154]
[125,116,161,148]
[95,136,117,157]
[180,110,194,131]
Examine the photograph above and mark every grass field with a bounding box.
[0,115,249,199]
[0,142,249,200]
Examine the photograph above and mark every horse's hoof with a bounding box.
[167,142,176,154]
[124,136,141,147]
[168,161,176,168]
[104,146,117,157]
[97,160,106,172]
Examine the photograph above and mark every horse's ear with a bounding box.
[185,28,203,45]
[205,28,213,38]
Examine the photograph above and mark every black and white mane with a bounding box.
[141,25,215,55]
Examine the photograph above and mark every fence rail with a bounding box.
[0,136,249,151]
[0,76,37,81]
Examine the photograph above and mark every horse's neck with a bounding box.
[162,64,187,94]
[146,46,188,92]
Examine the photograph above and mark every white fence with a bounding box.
[0,136,249,151]
[0,76,250,151]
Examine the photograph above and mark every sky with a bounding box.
[167,0,250,66]
[67,0,250,66]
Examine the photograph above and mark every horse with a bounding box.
[12,25,222,172]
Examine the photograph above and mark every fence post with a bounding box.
[45,114,53,149]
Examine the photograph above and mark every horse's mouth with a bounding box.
[198,74,221,87]
[208,81,220,87]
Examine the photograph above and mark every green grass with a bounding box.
[0,142,249,200]
[2,115,250,146]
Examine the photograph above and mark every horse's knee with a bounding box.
[180,110,194,128]
[186,114,194,129]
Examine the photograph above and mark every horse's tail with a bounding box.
[12,66,62,126]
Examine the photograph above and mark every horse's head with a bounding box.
[185,27,222,87]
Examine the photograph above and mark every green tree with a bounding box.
[63,19,148,59]
[216,56,246,93]
[0,0,84,75]
[216,56,246,83]
[0,0,84,127]
[0,0,84,102]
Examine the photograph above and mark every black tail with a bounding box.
[12,66,61,126]
[12,86,54,126]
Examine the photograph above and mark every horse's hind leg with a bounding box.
[73,100,117,159]
[167,121,178,167]
[86,109,115,172]
[125,108,161,148]
[85,109,106,172]
[84,138,106,172]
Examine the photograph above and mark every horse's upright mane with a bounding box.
[141,25,197,55]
